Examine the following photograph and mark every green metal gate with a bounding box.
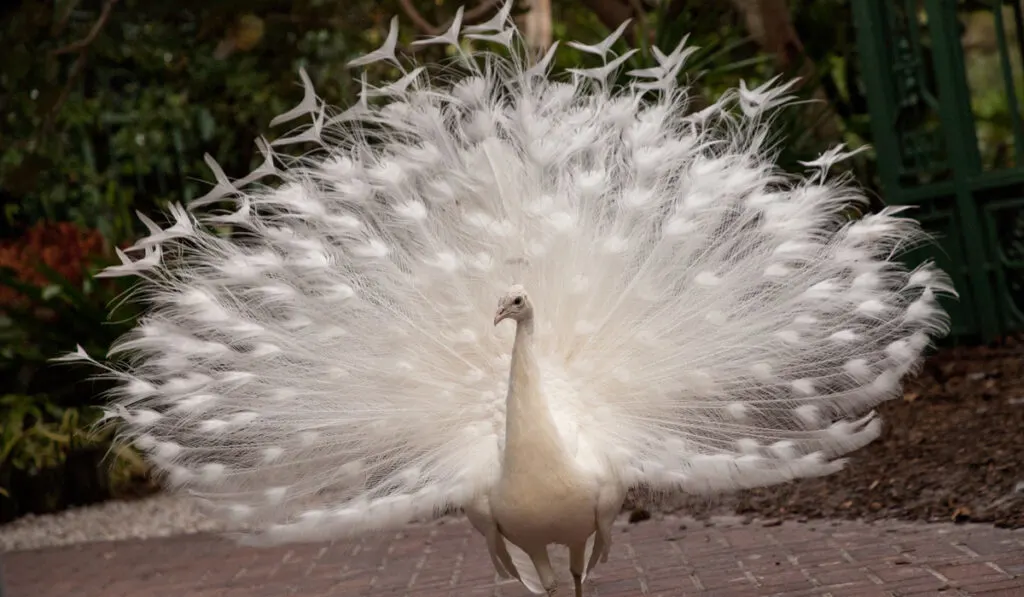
[852,0,1024,342]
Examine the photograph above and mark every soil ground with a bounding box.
[639,337,1024,529]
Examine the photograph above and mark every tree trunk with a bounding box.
[518,0,553,54]
[730,0,806,70]
[729,0,840,141]
[580,0,639,45]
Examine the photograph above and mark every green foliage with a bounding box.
[0,0,436,517]
[0,0,403,236]
[2,1,882,240]
[0,393,101,476]
[1,0,1012,515]
[0,391,148,519]
[0,260,132,406]
[581,0,876,186]
[0,0,874,516]
[960,5,1024,170]
[0,249,146,516]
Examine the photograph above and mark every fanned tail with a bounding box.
[559,170,953,493]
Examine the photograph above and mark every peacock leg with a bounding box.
[492,533,520,581]
[465,498,517,580]
[596,510,615,563]
[594,487,622,566]
[585,532,605,576]
[528,547,559,596]
[569,542,587,597]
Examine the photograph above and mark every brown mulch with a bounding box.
[642,336,1024,529]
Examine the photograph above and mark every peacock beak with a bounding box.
[493,310,506,326]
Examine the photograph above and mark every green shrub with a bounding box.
[0,221,149,520]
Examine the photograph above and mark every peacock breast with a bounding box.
[491,467,598,547]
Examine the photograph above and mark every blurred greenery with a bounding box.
[0,0,876,239]
[961,5,1024,171]
[0,220,148,519]
[0,0,402,518]
[1,0,378,237]
[0,0,1020,519]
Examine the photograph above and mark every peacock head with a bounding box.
[493,285,532,326]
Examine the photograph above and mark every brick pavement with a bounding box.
[4,516,1023,597]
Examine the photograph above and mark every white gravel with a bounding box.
[0,494,234,552]
[0,493,867,553]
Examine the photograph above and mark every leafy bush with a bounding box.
[0,394,120,520]
[0,0,854,511]
[0,222,126,403]
[0,0,391,236]
[0,0,385,519]
[0,221,150,520]
[0,0,923,519]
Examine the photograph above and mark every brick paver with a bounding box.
[5,516,1023,596]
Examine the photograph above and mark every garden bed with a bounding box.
[639,337,1024,529]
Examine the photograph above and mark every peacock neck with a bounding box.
[502,314,566,471]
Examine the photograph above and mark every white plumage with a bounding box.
[74,4,953,595]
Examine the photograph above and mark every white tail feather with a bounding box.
[84,1,951,549]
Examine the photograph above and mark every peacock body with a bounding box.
[73,3,953,594]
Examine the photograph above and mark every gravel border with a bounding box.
[0,492,714,553]
[0,490,823,555]
[0,494,235,552]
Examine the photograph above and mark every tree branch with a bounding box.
[463,0,503,23]
[51,0,81,38]
[397,0,440,34]
[624,0,648,36]
[580,0,643,45]
[729,0,839,141]
[581,0,633,31]
[43,0,119,136]
[50,0,118,56]
[755,0,805,71]
[398,0,501,36]
[518,0,553,53]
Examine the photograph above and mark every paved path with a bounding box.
[5,516,1023,596]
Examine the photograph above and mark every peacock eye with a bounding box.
[513,297,523,306]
